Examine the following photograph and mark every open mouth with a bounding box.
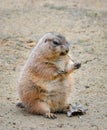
[60,50,69,56]
[60,52,67,56]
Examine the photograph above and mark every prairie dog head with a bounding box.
[35,32,70,59]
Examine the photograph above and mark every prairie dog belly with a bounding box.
[44,76,72,112]
[43,55,72,111]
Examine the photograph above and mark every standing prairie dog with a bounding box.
[17,32,81,119]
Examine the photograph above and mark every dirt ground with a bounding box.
[0,0,107,130]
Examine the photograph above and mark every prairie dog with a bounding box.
[17,32,81,119]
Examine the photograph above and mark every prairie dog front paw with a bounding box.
[65,60,75,73]
[65,55,81,74]
[74,63,81,69]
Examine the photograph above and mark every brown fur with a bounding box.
[18,32,80,118]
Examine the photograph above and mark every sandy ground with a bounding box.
[0,0,107,130]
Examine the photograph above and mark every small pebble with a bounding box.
[13,122,16,125]
[85,86,90,88]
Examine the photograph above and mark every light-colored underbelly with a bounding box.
[44,77,72,111]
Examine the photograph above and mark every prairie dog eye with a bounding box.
[53,41,60,46]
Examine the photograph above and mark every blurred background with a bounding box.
[0,0,107,130]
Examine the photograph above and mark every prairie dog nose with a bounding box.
[66,48,69,53]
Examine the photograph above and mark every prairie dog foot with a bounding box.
[44,112,57,119]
